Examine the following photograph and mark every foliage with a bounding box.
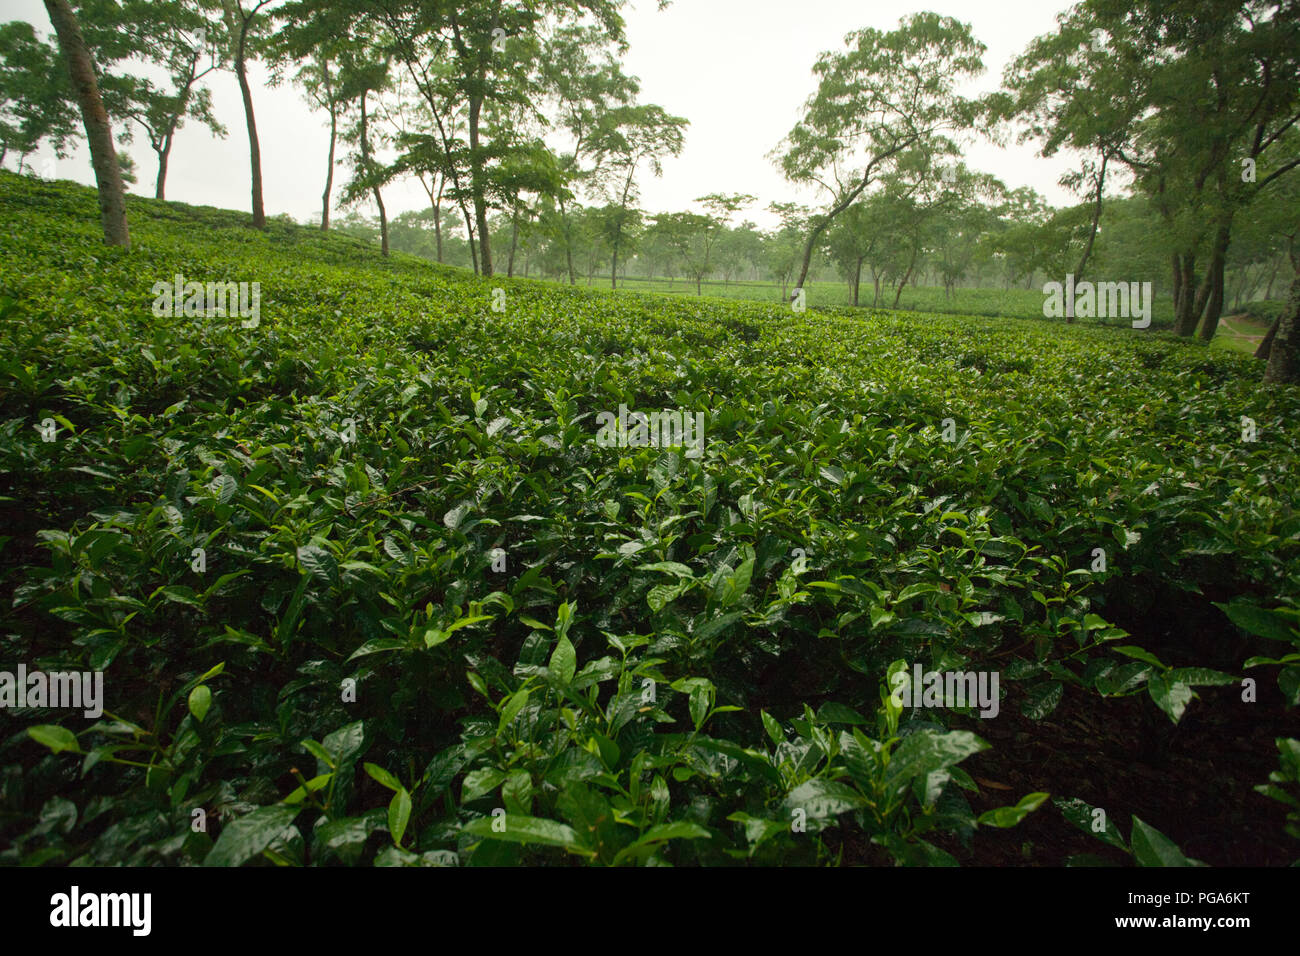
[1,171,1297,865]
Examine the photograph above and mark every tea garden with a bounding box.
[1,172,1297,866]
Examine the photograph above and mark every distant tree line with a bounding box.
[5,1,1298,379]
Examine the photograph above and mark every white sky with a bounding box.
[6,0,1084,229]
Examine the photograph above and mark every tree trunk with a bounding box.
[893,248,919,308]
[1264,254,1281,300]
[44,0,129,247]
[1197,223,1231,341]
[433,199,442,261]
[558,196,577,285]
[1263,274,1300,384]
[1074,152,1108,281]
[230,8,265,229]
[1171,253,1183,315]
[358,93,387,256]
[155,142,170,199]
[463,206,478,273]
[321,107,335,230]
[467,93,492,275]
[1173,253,1199,335]
[508,207,518,277]
[853,256,863,306]
[1255,310,1281,360]
[791,141,915,296]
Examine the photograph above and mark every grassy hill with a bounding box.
[1,170,1297,867]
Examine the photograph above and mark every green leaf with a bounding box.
[686,679,714,728]
[638,561,695,579]
[550,634,577,687]
[187,685,212,723]
[554,601,575,640]
[364,763,403,792]
[647,583,686,612]
[388,788,412,847]
[1020,681,1063,720]
[212,474,238,503]
[346,638,408,661]
[978,792,1049,828]
[420,627,447,648]
[498,687,530,734]
[1278,667,1300,707]
[276,572,312,647]
[196,661,226,683]
[301,739,336,769]
[727,812,789,852]
[1054,797,1127,851]
[442,614,494,635]
[297,543,338,584]
[1114,645,1165,669]
[715,557,755,607]
[1215,602,1299,645]
[28,725,81,755]
[462,768,506,802]
[782,779,868,820]
[1148,674,1194,724]
[869,605,896,628]
[612,821,712,864]
[461,814,592,856]
[1130,816,1200,866]
[760,710,784,746]
[1165,667,1237,687]
[815,702,870,725]
[283,773,332,805]
[883,730,988,789]
[156,585,202,607]
[443,502,472,530]
[322,720,367,771]
[885,835,959,867]
[204,805,301,867]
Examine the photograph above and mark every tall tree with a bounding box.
[0,21,79,170]
[996,0,1300,340]
[336,46,391,256]
[221,0,273,228]
[269,5,352,230]
[366,0,625,277]
[655,193,754,296]
[112,1,226,199]
[774,13,985,298]
[42,0,128,247]
[589,103,687,289]
[543,22,637,284]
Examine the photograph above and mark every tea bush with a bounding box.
[1,171,1297,865]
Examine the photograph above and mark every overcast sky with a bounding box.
[6,0,1086,229]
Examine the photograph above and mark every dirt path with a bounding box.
[1218,314,1266,345]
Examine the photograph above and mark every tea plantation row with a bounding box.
[1,172,1297,866]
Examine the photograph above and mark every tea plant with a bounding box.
[2,170,1297,865]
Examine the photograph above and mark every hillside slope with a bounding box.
[1,171,1297,867]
